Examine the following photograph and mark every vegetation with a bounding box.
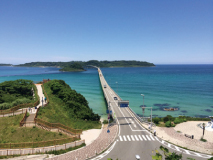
[59,62,85,72]
[0,63,12,66]
[152,145,182,160]
[16,60,155,69]
[200,137,207,142]
[37,80,101,130]
[153,115,209,127]
[0,79,36,110]
[0,114,69,144]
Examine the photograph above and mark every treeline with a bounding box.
[0,79,34,110]
[16,60,155,68]
[0,63,12,66]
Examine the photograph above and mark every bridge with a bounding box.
[92,67,211,160]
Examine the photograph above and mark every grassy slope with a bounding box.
[0,114,69,143]
[37,83,101,130]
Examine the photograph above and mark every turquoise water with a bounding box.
[0,65,212,118]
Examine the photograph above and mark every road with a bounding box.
[92,68,212,160]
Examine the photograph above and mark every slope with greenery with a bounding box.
[0,114,69,144]
[37,80,101,130]
[0,79,37,110]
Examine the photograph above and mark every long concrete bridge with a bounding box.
[92,67,212,160]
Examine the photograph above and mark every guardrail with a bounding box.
[19,110,28,127]
[0,137,78,149]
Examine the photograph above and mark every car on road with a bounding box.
[114,97,117,100]
[104,85,107,88]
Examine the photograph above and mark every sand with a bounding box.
[81,127,102,145]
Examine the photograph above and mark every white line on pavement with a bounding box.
[146,135,151,141]
[134,135,139,141]
[131,135,135,141]
[142,135,147,141]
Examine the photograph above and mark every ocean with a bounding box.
[0,65,212,118]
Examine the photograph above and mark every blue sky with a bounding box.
[0,0,212,64]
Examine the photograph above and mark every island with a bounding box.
[59,62,85,72]
[0,63,12,66]
[15,60,155,72]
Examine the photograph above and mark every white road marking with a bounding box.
[184,149,190,155]
[123,135,127,141]
[134,135,139,141]
[131,135,135,141]
[138,135,143,141]
[142,135,147,141]
[175,146,180,151]
[119,136,123,141]
[146,135,151,141]
[149,135,155,141]
[127,135,131,141]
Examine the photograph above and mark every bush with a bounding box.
[153,117,160,124]
[200,138,207,142]
[163,116,169,123]
[165,121,171,127]
[174,118,181,124]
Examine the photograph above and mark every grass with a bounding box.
[37,83,101,130]
[0,114,69,144]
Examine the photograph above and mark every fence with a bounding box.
[34,118,82,137]
[0,137,78,149]
[19,110,28,127]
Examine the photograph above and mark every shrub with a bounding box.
[165,121,171,127]
[153,117,160,124]
[103,120,108,124]
[163,116,169,123]
[200,138,207,142]
[174,118,182,124]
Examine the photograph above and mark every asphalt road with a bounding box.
[94,68,212,160]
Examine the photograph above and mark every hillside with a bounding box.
[0,79,37,110]
[37,80,101,130]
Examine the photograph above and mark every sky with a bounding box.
[0,0,212,64]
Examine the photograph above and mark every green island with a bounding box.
[15,60,155,72]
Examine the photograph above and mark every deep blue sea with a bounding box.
[0,65,213,118]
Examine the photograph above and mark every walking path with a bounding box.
[25,84,46,124]
[143,121,213,154]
